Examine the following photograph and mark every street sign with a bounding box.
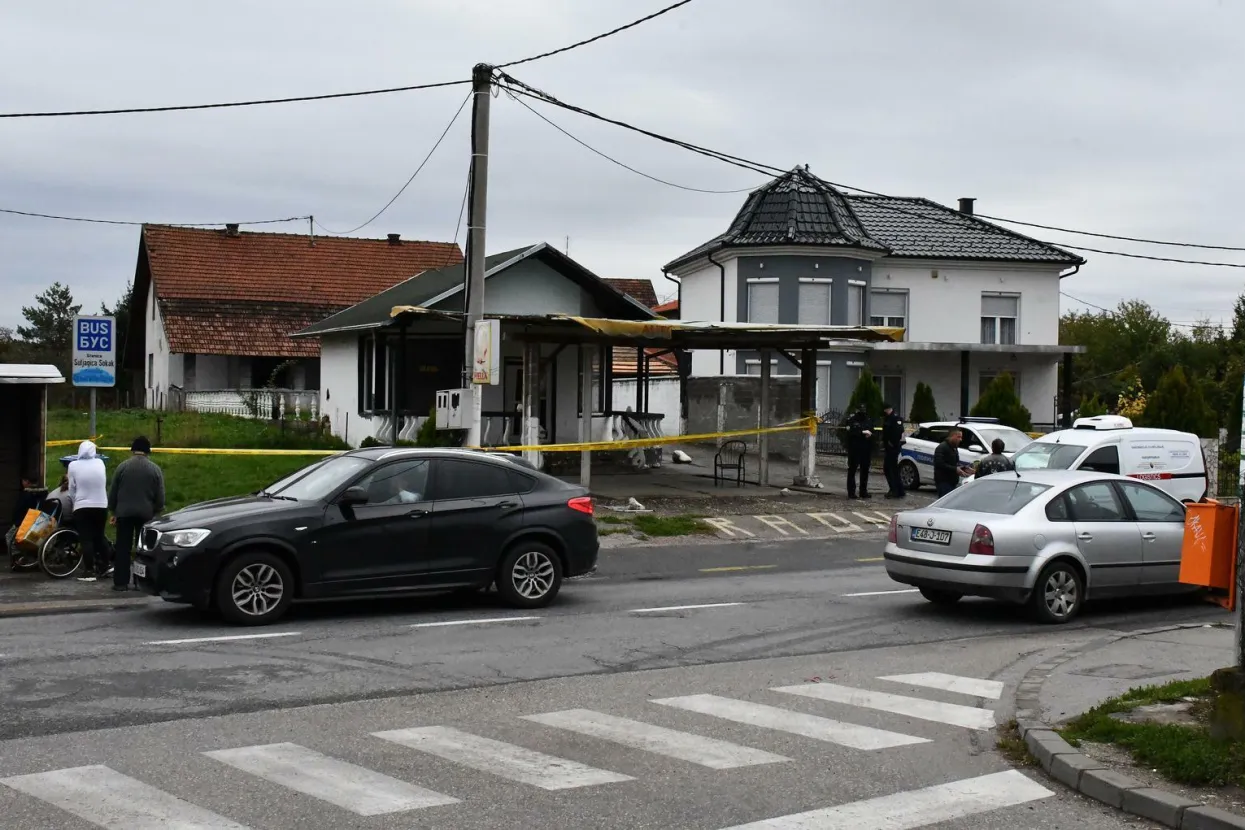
[71,316,116,388]
[472,318,500,385]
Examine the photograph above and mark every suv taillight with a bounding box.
[888,515,898,543]
[968,524,994,555]
[568,497,594,515]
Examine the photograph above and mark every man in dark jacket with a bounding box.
[975,438,1015,478]
[934,428,973,497]
[844,405,874,499]
[108,436,165,591]
[881,403,906,499]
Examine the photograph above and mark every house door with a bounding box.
[503,359,549,439]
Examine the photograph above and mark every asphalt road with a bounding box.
[0,529,1218,828]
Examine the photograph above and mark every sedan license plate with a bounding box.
[132,562,147,578]
[910,527,952,545]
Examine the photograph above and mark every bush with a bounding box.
[1077,394,1109,418]
[971,373,1033,432]
[909,382,938,424]
[1144,366,1216,436]
[847,367,885,421]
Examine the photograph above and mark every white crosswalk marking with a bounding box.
[204,742,458,816]
[754,515,808,535]
[878,673,1005,700]
[1,765,250,830]
[652,694,928,750]
[773,683,996,731]
[716,770,1052,829]
[523,709,789,769]
[807,513,862,532]
[372,725,632,790]
[852,511,888,525]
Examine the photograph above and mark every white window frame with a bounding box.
[746,277,780,324]
[797,277,833,326]
[874,373,904,410]
[869,289,908,338]
[742,357,796,377]
[847,280,867,327]
[981,292,1020,346]
[814,359,833,416]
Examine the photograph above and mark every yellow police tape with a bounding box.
[95,447,342,456]
[471,416,819,454]
[46,436,102,448]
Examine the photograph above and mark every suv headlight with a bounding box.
[164,528,211,548]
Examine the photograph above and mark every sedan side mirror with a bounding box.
[339,486,369,506]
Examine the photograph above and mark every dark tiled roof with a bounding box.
[664,167,890,271]
[604,278,659,309]
[161,299,337,357]
[845,196,1084,264]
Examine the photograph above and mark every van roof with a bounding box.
[1032,426,1199,447]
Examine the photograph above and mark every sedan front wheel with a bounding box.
[1031,561,1084,624]
[496,543,563,608]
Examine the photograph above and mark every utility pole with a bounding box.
[464,63,493,447]
[1237,376,1245,666]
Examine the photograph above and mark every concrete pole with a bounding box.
[758,348,771,486]
[1237,376,1245,666]
[89,388,97,440]
[464,63,493,448]
[522,341,540,468]
[795,348,821,488]
[579,345,593,488]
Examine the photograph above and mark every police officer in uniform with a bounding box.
[844,404,874,499]
[881,403,906,499]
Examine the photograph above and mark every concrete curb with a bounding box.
[1014,622,1245,830]
[0,596,153,618]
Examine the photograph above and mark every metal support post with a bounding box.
[464,63,493,447]
[795,348,821,488]
[759,348,771,486]
[579,345,593,488]
[89,388,97,439]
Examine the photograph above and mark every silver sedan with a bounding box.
[883,469,1193,623]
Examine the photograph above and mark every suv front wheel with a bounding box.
[496,542,563,608]
[215,551,294,625]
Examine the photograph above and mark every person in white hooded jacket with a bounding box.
[68,440,110,578]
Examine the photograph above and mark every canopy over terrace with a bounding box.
[388,305,902,489]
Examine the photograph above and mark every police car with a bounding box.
[898,417,1034,491]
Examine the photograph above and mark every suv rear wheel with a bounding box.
[496,542,563,608]
[215,551,294,625]
[899,461,920,491]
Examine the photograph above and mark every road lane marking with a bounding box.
[1,764,250,829]
[703,517,755,537]
[852,511,888,525]
[878,673,1004,700]
[700,565,776,573]
[408,616,540,629]
[841,589,918,597]
[373,726,631,790]
[144,632,301,646]
[652,695,927,750]
[204,742,458,816]
[716,769,1051,829]
[855,557,884,562]
[523,709,789,769]
[629,602,744,613]
[807,513,861,533]
[754,515,808,536]
[773,683,996,731]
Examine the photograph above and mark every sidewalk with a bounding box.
[0,568,153,618]
[1016,621,1245,828]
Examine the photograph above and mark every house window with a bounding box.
[147,353,153,386]
[981,294,1019,345]
[875,374,903,410]
[746,279,779,324]
[847,281,866,326]
[869,290,907,334]
[845,362,864,392]
[816,363,831,415]
[798,278,832,326]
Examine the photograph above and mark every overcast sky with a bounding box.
[2,0,1243,336]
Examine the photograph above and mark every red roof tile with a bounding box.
[604,278,659,309]
[652,298,679,316]
[141,225,461,356]
[610,347,679,376]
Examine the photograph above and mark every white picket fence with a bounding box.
[180,390,320,421]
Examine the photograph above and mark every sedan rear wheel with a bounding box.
[919,587,962,606]
[1031,561,1083,624]
[215,552,294,625]
[496,543,563,609]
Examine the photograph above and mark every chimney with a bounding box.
[224,223,240,237]
[957,198,976,216]
[387,233,401,245]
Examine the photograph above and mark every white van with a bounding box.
[1008,415,1208,502]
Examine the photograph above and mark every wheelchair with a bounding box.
[37,500,87,579]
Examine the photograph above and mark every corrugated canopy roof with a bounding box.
[0,364,65,384]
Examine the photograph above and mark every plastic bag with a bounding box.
[15,509,56,549]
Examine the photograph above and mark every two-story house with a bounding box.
[665,166,1085,426]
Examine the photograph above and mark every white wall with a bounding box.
[677,258,738,375]
[144,281,171,408]
[866,351,1059,424]
[872,260,1063,345]
[320,335,376,447]
[475,258,603,317]
[611,377,681,436]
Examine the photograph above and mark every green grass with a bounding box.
[1058,677,1245,787]
[45,409,345,513]
[598,515,630,525]
[631,514,711,538]
[995,720,1037,767]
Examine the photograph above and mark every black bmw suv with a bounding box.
[133,448,598,625]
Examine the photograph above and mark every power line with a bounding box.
[1061,291,1220,330]
[0,79,470,119]
[496,0,697,69]
[0,207,308,227]
[499,73,1245,270]
[315,91,471,236]
[978,213,1245,253]
[503,87,760,194]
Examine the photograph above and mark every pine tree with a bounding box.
[970,373,1033,432]
[101,281,134,395]
[17,282,80,359]
[846,367,885,421]
[908,382,938,424]
[1077,394,1109,418]
[1143,366,1216,436]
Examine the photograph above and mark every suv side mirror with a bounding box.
[339,486,369,506]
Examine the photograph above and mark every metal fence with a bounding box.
[815,409,845,456]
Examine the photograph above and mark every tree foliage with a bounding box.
[846,367,885,421]
[1077,394,1108,418]
[1143,366,1217,437]
[18,282,81,367]
[970,372,1032,432]
[909,381,938,424]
